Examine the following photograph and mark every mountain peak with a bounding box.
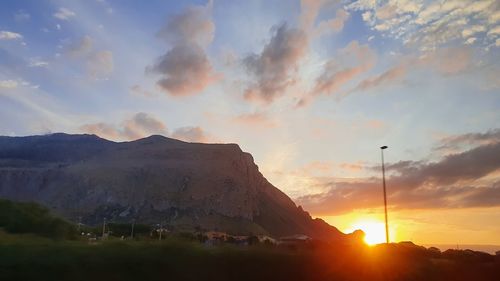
[134,134,185,144]
[0,133,344,241]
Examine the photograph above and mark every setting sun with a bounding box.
[346,220,388,245]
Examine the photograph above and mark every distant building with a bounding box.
[278,234,311,245]
[205,231,228,241]
[257,235,277,244]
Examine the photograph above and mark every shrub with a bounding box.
[0,199,77,239]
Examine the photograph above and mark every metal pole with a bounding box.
[102,218,106,238]
[77,216,82,232]
[381,146,389,244]
[131,219,135,239]
[159,223,162,241]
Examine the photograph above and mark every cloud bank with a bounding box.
[346,0,500,50]
[81,112,167,141]
[80,112,210,143]
[296,129,500,215]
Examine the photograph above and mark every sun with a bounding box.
[346,220,387,245]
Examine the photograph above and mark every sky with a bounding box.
[0,0,499,246]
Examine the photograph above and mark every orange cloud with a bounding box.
[342,47,472,97]
[297,136,500,215]
[298,41,376,107]
[347,63,407,95]
[339,162,366,172]
[232,112,277,128]
[80,112,167,141]
[171,126,210,143]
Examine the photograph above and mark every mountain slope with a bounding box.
[0,133,345,241]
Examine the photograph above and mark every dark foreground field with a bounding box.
[1,233,499,281]
[1,199,499,281]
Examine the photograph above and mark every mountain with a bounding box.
[0,133,346,241]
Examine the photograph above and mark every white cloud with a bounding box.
[462,25,486,38]
[487,25,500,38]
[53,7,76,20]
[465,37,477,45]
[28,58,49,68]
[346,0,500,50]
[0,31,23,40]
[0,80,18,89]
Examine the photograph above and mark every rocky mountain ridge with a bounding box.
[0,133,346,241]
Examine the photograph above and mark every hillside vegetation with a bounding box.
[0,198,76,239]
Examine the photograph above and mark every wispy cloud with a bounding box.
[434,128,500,152]
[0,80,18,89]
[63,35,114,79]
[53,7,76,20]
[87,50,113,79]
[341,47,472,98]
[64,35,93,57]
[298,41,376,107]
[0,31,23,40]
[28,58,49,68]
[300,0,350,37]
[231,111,277,129]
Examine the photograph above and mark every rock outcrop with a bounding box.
[0,133,345,241]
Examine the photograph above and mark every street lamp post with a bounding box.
[102,218,107,239]
[380,146,389,244]
[130,218,135,239]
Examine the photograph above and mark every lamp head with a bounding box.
[380,146,388,149]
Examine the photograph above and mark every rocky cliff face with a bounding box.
[0,133,345,241]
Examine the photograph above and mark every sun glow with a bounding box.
[346,220,388,245]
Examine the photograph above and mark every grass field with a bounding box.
[1,231,499,281]
[1,199,499,281]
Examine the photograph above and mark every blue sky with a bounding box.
[1,0,500,244]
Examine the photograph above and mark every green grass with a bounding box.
[0,199,499,281]
[0,235,305,281]
[1,235,499,281]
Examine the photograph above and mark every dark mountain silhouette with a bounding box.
[0,133,346,241]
